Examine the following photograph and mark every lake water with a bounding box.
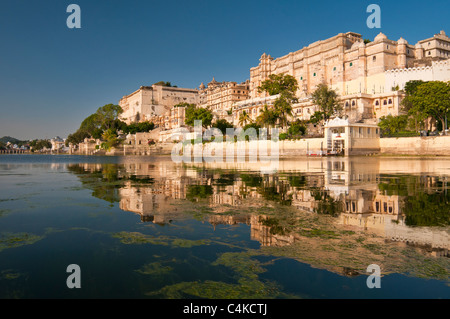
[0,154,449,299]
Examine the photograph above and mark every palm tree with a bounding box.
[274,94,294,130]
[256,104,278,128]
[238,110,252,127]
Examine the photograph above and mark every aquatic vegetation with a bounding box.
[1,269,24,280]
[112,231,211,248]
[0,232,43,252]
[135,262,173,276]
[171,238,211,248]
[145,250,294,299]
[112,231,170,246]
[0,209,11,217]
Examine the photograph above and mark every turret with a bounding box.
[415,42,424,60]
[397,37,408,68]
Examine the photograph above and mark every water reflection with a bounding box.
[66,157,450,261]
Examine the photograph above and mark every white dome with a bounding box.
[398,37,408,45]
[374,32,388,42]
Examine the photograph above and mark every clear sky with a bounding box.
[0,0,449,140]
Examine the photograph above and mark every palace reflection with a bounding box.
[67,157,450,257]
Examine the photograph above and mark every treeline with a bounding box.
[30,139,52,151]
[378,80,450,136]
[66,104,154,148]
[0,137,52,151]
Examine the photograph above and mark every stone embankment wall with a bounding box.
[72,136,450,157]
[172,138,325,159]
[379,136,450,156]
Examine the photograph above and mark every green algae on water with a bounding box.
[0,232,43,252]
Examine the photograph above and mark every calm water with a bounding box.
[0,154,449,299]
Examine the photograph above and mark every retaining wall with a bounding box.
[380,136,450,156]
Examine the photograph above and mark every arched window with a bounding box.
[352,100,356,106]
[345,101,349,107]
[375,100,379,106]
[388,99,392,104]
[383,100,387,105]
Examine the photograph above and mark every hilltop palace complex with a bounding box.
[119,30,450,138]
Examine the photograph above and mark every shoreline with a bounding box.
[3,152,450,160]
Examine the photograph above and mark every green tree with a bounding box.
[258,74,298,96]
[100,128,119,151]
[257,74,299,129]
[174,102,195,108]
[66,104,123,146]
[212,119,234,135]
[123,121,155,134]
[153,81,176,87]
[287,120,307,138]
[30,139,52,151]
[378,115,409,136]
[401,80,428,131]
[96,104,123,130]
[409,81,450,133]
[309,111,325,125]
[404,80,427,96]
[241,123,262,140]
[311,84,342,124]
[256,104,279,128]
[238,110,252,127]
[273,93,294,129]
[79,113,102,134]
[66,130,90,146]
[185,106,213,128]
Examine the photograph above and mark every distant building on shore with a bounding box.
[118,30,450,139]
[233,30,450,125]
[198,78,250,121]
[119,84,199,124]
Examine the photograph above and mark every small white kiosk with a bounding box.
[324,118,381,156]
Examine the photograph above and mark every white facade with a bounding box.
[385,59,450,91]
[119,85,199,124]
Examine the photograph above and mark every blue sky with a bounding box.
[0,0,449,140]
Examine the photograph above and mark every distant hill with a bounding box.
[0,136,28,145]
